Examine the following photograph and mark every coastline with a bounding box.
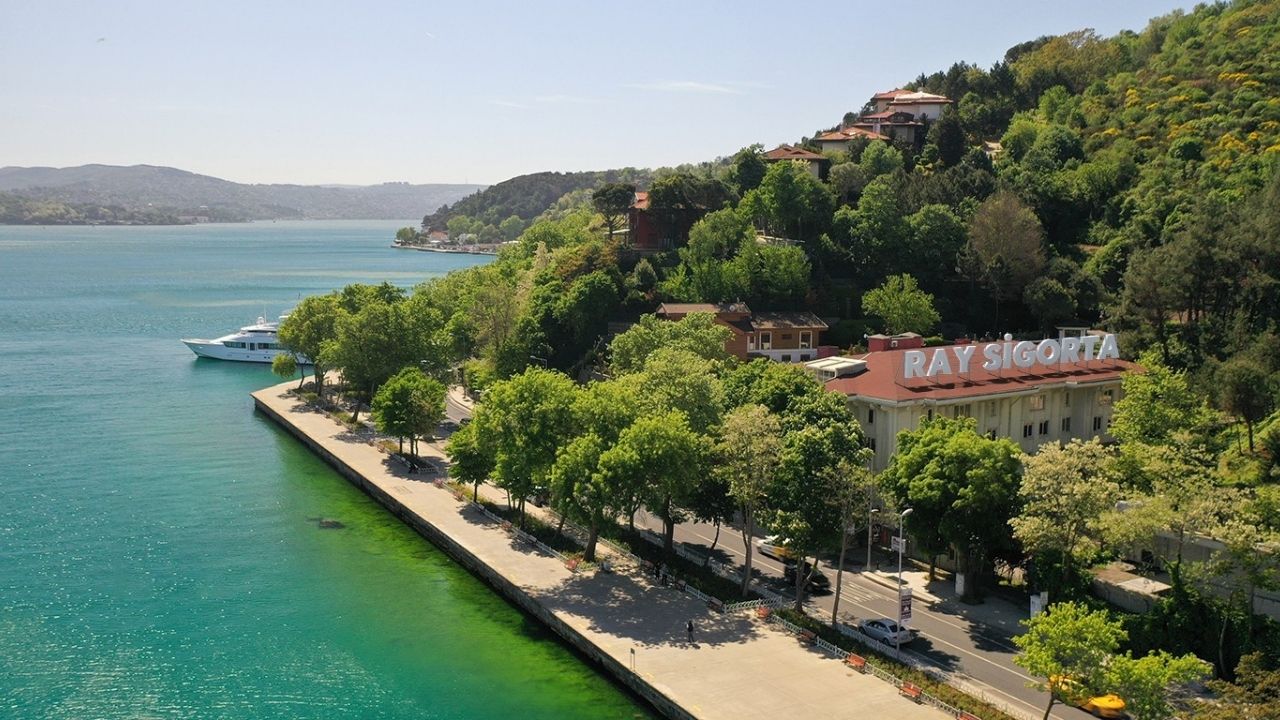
[391,243,497,256]
[251,379,946,720]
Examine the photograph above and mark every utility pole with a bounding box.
[896,507,914,653]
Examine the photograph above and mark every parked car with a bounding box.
[755,535,794,561]
[1051,676,1127,719]
[858,618,916,646]
[783,562,831,592]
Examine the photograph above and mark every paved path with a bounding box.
[256,382,947,720]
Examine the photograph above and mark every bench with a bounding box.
[798,630,817,645]
[957,713,980,720]
[707,598,724,613]
[845,654,867,671]
[900,682,923,702]
[756,606,771,619]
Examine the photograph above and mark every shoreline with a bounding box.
[251,379,946,720]
[391,243,498,256]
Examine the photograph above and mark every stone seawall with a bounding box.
[252,394,692,720]
[251,382,945,720]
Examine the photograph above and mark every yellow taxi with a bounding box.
[1050,676,1127,719]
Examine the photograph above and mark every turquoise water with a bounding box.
[0,222,653,719]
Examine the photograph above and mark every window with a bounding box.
[1100,390,1114,405]
[781,354,792,362]
[225,341,246,348]
[1061,417,1071,432]
[1093,416,1103,431]
[1064,393,1071,407]
[799,331,812,349]
[867,409,875,425]
[1023,424,1033,438]
[1029,395,1046,411]
[953,404,972,418]
[868,438,877,451]
[1038,420,1049,435]
[927,409,934,421]
[988,401,998,417]
[748,334,756,350]
[759,331,772,350]
[986,430,997,440]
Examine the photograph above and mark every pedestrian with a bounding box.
[686,619,694,643]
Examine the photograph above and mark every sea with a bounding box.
[0,221,653,720]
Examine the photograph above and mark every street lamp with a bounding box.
[896,507,914,653]
[530,354,548,368]
[866,507,880,572]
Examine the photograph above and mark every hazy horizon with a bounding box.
[2,1,1194,186]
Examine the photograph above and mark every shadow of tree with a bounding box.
[538,571,765,649]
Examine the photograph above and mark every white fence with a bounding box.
[468,501,581,573]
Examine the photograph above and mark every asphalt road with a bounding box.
[437,392,1089,720]
[633,511,1093,720]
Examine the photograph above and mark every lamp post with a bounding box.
[866,507,879,572]
[530,354,548,368]
[896,507,914,653]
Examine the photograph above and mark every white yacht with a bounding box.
[182,315,308,364]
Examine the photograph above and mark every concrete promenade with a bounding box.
[253,381,947,720]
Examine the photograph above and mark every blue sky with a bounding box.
[1,1,1192,185]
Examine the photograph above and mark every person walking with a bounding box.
[686,619,694,643]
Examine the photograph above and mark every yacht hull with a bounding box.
[182,339,286,364]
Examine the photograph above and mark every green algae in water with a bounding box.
[0,222,655,720]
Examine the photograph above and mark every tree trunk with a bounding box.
[518,497,526,529]
[585,522,599,563]
[556,512,566,537]
[740,510,755,598]
[628,509,636,533]
[1247,419,1255,453]
[661,497,675,554]
[832,530,849,626]
[794,554,807,612]
[710,519,721,554]
[473,480,480,503]
[399,437,404,454]
[1041,696,1056,720]
[929,554,938,582]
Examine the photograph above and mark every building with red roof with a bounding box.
[656,302,828,363]
[811,332,1140,470]
[763,144,827,179]
[814,126,891,155]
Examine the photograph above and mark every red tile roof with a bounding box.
[632,190,650,210]
[763,144,825,161]
[825,345,1140,403]
[871,88,912,100]
[815,127,891,143]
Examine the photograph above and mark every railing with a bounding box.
[468,501,581,573]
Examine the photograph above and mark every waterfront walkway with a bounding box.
[254,381,946,720]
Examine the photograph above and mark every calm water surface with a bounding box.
[0,222,653,719]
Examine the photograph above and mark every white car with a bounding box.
[859,618,916,646]
[754,535,793,561]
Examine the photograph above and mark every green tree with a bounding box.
[637,347,724,435]
[271,352,301,389]
[826,460,875,625]
[728,144,767,195]
[608,312,733,375]
[1011,439,1119,599]
[879,417,1022,598]
[395,226,418,245]
[371,367,446,458]
[591,182,636,243]
[470,368,579,525]
[740,160,835,242]
[277,293,341,398]
[1013,601,1128,720]
[1106,651,1211,720]
[1216,357,1275,452]
[498,215,524,242]
[967,191,1047,325]
[717,404,783,596]
[1023,276,1076,334]
[932,108,966,167]
[548,433,613,561]
[445,420,494,502]
[329,300,444,423]
[1110,352,1218,449]
[861,273,941,335]
[599,411,710,553]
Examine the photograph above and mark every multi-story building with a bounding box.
[655,303,829,363]
[812,332,1139,470]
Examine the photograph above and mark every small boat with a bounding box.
[182,315,308,364]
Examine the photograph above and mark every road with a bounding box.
[438,389,1086,720]
[634,511,1091,720]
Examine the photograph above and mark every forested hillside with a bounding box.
[421,168,652,233]
[0,164,483,222]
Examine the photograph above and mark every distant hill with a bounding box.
[0,164,485,223]
[422,169,651,230]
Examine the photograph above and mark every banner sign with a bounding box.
[899,587,913,622]
[903,333,1120,380]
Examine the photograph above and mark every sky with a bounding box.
[0,1,1194,186]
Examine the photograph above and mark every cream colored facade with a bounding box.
[851,379,1123,471]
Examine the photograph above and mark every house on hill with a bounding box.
[849,89,953,146]
[813,126,891,155]
[655,302,828,363]
[627,190,665,251]
[762,144,827,179]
